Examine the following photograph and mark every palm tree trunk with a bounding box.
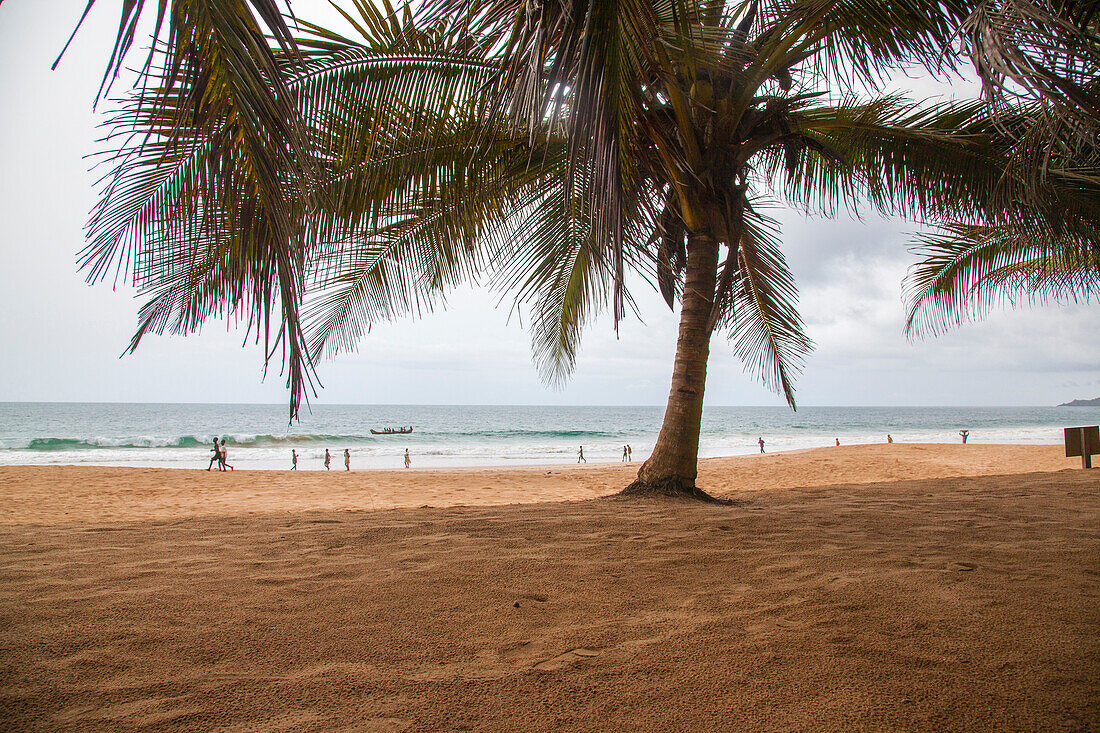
[623,231,720,499]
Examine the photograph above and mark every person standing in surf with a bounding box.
[324,449,331,470]
[758,437,765,453]
[404,448,411,469]
[344,449,351,471]
[291,450,298,470]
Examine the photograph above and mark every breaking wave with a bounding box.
[12,428,621,451]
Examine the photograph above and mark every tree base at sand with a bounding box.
[618,476,727,503]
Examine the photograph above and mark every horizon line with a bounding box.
[0,400,1081,409]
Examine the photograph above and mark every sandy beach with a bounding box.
[1,444,1097,730]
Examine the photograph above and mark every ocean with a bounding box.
[1,402,1095,471]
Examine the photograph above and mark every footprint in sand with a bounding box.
[532,648,600,671]
[501,640,600,670]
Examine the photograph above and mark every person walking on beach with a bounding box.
[404,448,411,469]
[960,430,970,444]
[758,437,765,453]
[324,449,331,470]
[344,448,351,471]
[887,434,893,443]
[578,446,586,463]
[291,450,298,470]
[835,438,840,447]
[622,445,628,462]
[207,437,221,470]
[219,438,233,471]
[627,445,632,462]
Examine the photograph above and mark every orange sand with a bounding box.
[0,444,1096,731]
[0,443,1083,525]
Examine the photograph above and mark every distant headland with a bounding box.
[1058,397,1100,407]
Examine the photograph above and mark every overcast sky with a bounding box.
[1,0,1096,407]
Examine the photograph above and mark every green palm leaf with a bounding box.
[724,203,812,408]
[904,223,1100,337]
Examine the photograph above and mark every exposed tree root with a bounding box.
[618,477,731,504]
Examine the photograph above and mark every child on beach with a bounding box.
[291,450,298,470]
[344,449,350,471]
[404,449,411,469]
[324,449,331,470]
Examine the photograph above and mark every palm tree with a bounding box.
[85,0,1018,497]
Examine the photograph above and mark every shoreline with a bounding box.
[0,438,1070,471]
[0,443,1084,525]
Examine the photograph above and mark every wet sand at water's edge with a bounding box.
[1,444,1097,730]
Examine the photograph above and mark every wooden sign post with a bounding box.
[1064,426,1099,469]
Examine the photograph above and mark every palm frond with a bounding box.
[490,153,614,386]
[83,0,319,419]
[737,0,972,92]
[303,130,557,361]
[724,204,813,408]
[773,97,1007,221]
[904,223,1100,337]
[56,0,299,101]
[960,0,1100,125]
